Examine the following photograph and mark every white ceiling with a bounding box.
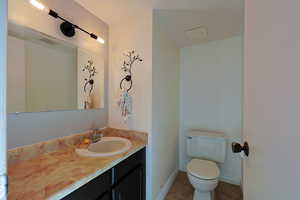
[154,9,243,47]
[75,0,243,47]
[75,0,243,25]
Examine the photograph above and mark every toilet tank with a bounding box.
[186,130,227,163]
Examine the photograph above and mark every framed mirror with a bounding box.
[7,22,104,113]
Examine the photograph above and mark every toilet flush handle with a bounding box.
[232,142,250,157]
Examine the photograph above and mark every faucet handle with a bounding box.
[91,129,104,143]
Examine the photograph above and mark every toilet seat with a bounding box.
[187,159,220,180]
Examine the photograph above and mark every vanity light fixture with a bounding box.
[29,0,105,44]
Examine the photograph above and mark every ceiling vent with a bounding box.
[185,26,208,40]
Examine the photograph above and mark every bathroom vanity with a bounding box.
[7,128,147,200]
[62,148,146,200]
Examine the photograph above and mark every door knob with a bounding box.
[232,142,249,157]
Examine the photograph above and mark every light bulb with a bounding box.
[29,0,49,13]
[96,37,105,44]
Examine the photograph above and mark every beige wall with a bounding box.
[108,14,152,132]
[180,36,243,185]
[108,9,153,200]
[109,9,180,199]
[7,0,109,148]
[152,12,180,199]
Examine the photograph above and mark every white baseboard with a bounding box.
[155,169,179,200]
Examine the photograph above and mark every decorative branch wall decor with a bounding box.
[82,60,97,109]
[118,50,143,122]
[120,50,143,92]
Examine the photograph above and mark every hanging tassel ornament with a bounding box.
[117,90,133,122]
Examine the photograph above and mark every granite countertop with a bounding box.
[7,128,147,200]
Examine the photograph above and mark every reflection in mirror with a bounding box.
[7,23,104,113]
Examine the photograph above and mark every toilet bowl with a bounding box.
[185,130,226,200]
[187,159,220,200]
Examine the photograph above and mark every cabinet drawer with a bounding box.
[62,169,112,200]
[113,148,146,184]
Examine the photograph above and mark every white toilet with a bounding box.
[186,130,226,200]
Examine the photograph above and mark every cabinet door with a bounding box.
[113,166,145,200]
[97,193,111,200]
[113,148,146,184]
[62,170,112,200]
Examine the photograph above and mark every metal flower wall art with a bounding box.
[120,50,143,92]
[118,50,143,122]
[83,60,97,109]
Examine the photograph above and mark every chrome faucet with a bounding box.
[91,129,103,143]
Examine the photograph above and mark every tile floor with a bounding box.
[165,171,243,200]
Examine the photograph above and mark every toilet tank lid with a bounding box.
[186,130,226,139]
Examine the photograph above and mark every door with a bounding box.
[113,166,144,200]
[243,0,300,199]
[0,0,7,200]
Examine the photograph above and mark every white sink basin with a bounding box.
[76,137,132,157]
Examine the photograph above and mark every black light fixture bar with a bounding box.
[29,0,105,44]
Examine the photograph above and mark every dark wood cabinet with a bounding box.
[62,170,112,200]
[62,148,146,200]
[112,166,144,200]
[113,148,146,183]
[97,193,111,200]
